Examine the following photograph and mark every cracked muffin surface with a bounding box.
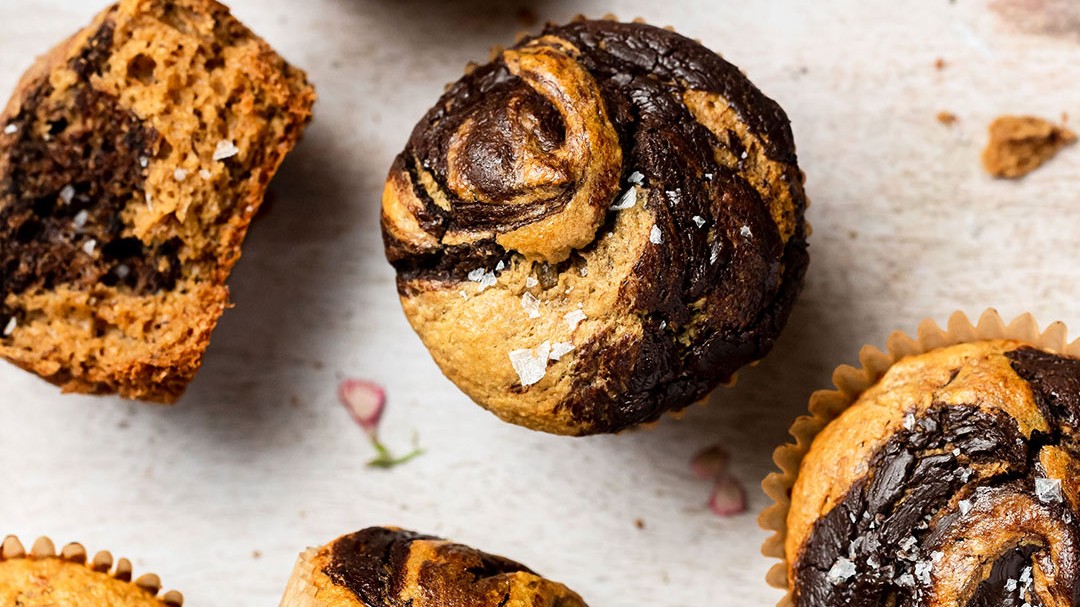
[382,17,809,435]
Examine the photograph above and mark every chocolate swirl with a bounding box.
[382,18,808,435]
[286,527,587,607]
[787,342,1080,607]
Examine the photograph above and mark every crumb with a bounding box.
[937,111,958,126]
[982,115,1077,178]
[252,550,262,559]
[934,57,947,70]
[635,518,646,530]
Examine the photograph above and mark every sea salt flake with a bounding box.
[73,210,89,229]
[898,573,916,588]
[958,499,973,515]
[549,342,575,361]
[692,215,706,228]
[914,560,933,584]
[213,140,239,161]
[3,317,16,336]
[565,309,587,332]
[704,172,714,180]
[59,185,75,204]
[115,264,131,279]
[525,276,539,288]
[628,171,645,185]
[740,225,753,238]
[3,124,17,135]
[931,551,944,563]
[509,342,551,387]
[579,266,588,277]
[710,241,722,265]
[174,168,189,182]
[611,187,637,210]
[460,290,468,300]
[521,292,541,319]
[904,413,916,430]
[650,225,663,244]
[740,150,749,160]
[496,260,506,272]
[952,447,961,457]
[468,268,497,292]
[199,169,212,179]
[146,192,154,211]
[827,557,856,584]
[139,156,149,168]
[1005,578,1019,592]
[82,239,96,255]
[1036,477,1063,504]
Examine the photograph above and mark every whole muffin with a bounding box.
[0,535,182,606]
[279,527,587,607]
[777,339,1080,606]
[382,17,809,435]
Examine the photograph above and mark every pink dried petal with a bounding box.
[338,379,386,436]
[708,474,748,517]
[691,444,730,480]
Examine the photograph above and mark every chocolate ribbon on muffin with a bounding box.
[279,527,587,607]
[382,17,809,435]
[783,341,1080,607]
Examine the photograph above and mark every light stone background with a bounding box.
[1,0,1079,605]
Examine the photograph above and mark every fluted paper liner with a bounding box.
[280,547,323,607]
[0,535,183,605]
[758,309,1080,607]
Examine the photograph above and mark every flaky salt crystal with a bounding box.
[692,216,706,228]
[550,342,575,361]
[525,276,539,288]
[704,172,714,180]
[468,268,497,291]
[139,156,149,168]
[174,168,189,181]
[650,225,663,244]
[579,266,588,277]
[73,210,89,229]
[3,317,16,336]
[3,124,17,135]
[611,187,637,210]
[904,413,916,430]
[521,292,541,319]
[740,226,753,238]
[565,309,587,332]
[958,499,973,515]
[59,185,75,204]
[496,260,505,272]
[509,342,551,387]
[199,169,212,180]
[628,171,645,185]
[1036,478,1063,504]
[213,140,239,161]
[115,264,131,279]
[82,239,96,255]
[710,241,722,265]
[827,557,856,584]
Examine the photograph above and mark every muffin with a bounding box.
[0,0,315,402]
[0,535,182,606]
[279,527,587,607]
[382,17,809,435]
[762,311,1080,606]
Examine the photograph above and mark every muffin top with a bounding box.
[0,536,181,607]
[382,17,808,435]
[786,340,1080,606]
[282,527,587,607]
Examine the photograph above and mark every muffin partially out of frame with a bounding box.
[382,17,809,435]
[0,535,182,606]
[0,0,315,401]
[763,312,1080,607]
[280,527,587,607]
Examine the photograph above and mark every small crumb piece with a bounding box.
[3,317,16,337]
[174,168,189,181]
[549,342,575,361]
[521,292,541,319]
[509,342,551,387]
[634,519,646,530]
[692,215,706,228]
[81,239,97,255]
[611,187,637,210]
[213,140,240,161]
[59,185,75,204]
[564,309,588,332]
[650,225,663,244]
[73,210,89,229]
[982,115,1076,179]
[3,124,17,135]
[252,550,262,559]
[934,57,947,70]
[199,169,212,180]
[525,276,539,288]
[937,111,958,126]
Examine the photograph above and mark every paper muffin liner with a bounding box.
[0,535,183,605]
[757,309,1080,606]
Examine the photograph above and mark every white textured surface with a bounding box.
[1,0,1079,605]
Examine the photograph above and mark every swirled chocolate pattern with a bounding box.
[278,527,587,607]
[786,341,1080,607]
[382,18,808,435]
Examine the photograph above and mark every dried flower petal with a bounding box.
[691,444,731,480]
[338,379,386,437]
[708,474,748,517]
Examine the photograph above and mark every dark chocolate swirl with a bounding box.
[291,527,587,607]
[788,343,1080,607]
[382,18,808,435]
